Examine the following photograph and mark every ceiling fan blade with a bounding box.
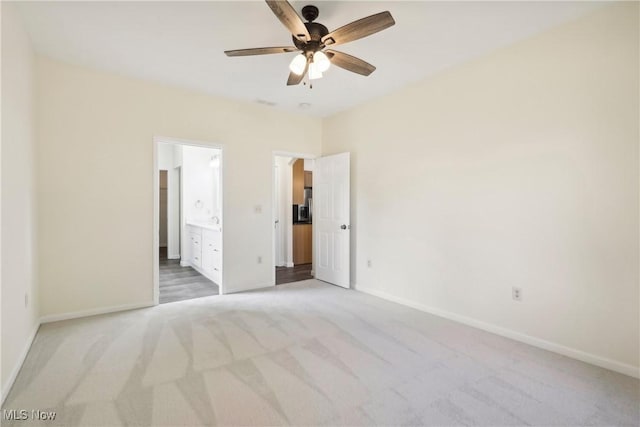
[265,0,310,42]
[224,46,298,57]
[287,59,309,85]
[322,11,395,47]
[325,50,376,76]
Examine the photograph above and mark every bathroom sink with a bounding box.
[186,220,221,231]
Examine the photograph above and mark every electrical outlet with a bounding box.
[25,293,29,308]
[512,287,522,301]
[367,259,372,268]
[254,205,263,214]
[257,256,263,264]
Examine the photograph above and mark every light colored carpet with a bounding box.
[3,280,638,426]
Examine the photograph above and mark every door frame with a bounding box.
[153,136,225,305]
[272,151,317,286]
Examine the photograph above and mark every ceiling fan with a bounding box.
[224,1,395,86]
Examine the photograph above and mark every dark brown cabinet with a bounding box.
[292,159,312,264]
[293,223,312,265]
[293,159,305,205]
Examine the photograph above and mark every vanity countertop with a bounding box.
[186,220,221,231]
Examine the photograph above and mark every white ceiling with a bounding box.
[17,1,605,117]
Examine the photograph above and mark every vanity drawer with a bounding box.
[191,253,202,268]
[211,249,222,268]
[189,232,202,267]
[202,246,221,271]
[189,232,202,247]
[209,267,221,284]
[203,230,221,250]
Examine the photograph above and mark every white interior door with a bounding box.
[314,152,350,288]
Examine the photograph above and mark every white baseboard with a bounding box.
[180,260,189,267]
[40,301,154,324]
[1,322,40,405]
[168,254,180,260]
[356,285,639,379]
[224,281,274,295]
[276,263,295,268]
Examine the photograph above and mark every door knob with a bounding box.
[340,224,347,230]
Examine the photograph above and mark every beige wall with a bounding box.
[1,3,40,396]
[36,57,322,317]
[323,3,639,373]
[3,0,637,387]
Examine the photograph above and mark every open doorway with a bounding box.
[273,154,314,285]
[155,138,223,304]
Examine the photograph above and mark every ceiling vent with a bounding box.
[256,99,277,107]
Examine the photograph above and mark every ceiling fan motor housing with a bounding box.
[293,22,329,52]
[293,5,329,53]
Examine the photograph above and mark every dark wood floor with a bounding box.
[276,264,313,285]
[159,247,219,304]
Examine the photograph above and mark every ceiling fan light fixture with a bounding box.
[313,51,331,72]
[289,54,307,75]
[308,62,323,80]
